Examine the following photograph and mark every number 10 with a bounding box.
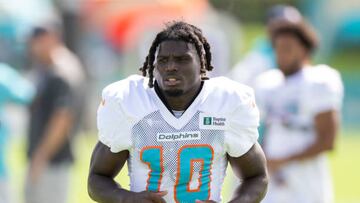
[140,144,214,203]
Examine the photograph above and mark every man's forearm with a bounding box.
[229,174,268,203]
[286,140,333,162]
[36,109,73,160]
[88,173,134,203]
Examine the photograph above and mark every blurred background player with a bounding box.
[0,63,34,203]
[229,5,302,87]
[254,11,344,203]
[25,26,85,203]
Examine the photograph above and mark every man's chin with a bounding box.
[164,89,183,97]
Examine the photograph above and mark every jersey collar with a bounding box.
[148,81,208,130]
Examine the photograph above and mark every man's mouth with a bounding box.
[164,77,181,86]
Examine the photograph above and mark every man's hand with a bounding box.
[29,149,48,183]
[128,191,167,203]
[88,142,167,203]
[267,158,288,174]
[29,108,72,184]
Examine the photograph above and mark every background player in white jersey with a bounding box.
[88,21,268,203]
[255,13,344,203]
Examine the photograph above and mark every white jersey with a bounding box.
[255,65,343,203]
[97,75,259,203]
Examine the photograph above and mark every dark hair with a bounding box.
[271,26,316,52]
[29,24,63,41]
[140,21,214,87]
[268,19,318,53]
[30,27,49,39]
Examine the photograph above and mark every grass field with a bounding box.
[7,129,360,203]
[5,23,359,203]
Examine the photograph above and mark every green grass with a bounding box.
[329,132,360,203]
[6,130,360,203]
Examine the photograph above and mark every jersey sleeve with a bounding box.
[225,88,260,157]
[0,63,34,104]
[309,71,344,115]
[97,87,132,153]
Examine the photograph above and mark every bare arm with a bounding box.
[228,143,268,203]
[30,108,73,182]
[289,110,338,160]
[35,108,73,160]
[268,110,339,171]
[88,142,131,202]
[88,142,167,203]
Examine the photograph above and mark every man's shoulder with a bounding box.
[101,75,154,118]
[208,76,253,93]
[207,77,255,99]
[45,72,71,91]
[202,77,256,114]
[254,69,283,90]
[304,65,343,89]
[102,75,148,99]
[303,65,344,98]
[307,64,342,82]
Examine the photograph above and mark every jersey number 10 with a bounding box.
[141,144,214,203]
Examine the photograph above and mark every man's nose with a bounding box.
[165,60,177,71]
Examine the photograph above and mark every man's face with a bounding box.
[274,32,307,76]
[154,40,202,97]
[29,34,52,63]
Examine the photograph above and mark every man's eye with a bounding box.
[157,58,168,63]
[176,57,190,62]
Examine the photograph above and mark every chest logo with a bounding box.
[157,131,201,142]
[203,117,212,125]
[199,113,227,130]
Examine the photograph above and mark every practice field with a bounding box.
[7,130,360,203]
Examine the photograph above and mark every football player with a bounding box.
[255,13,343,203]
[88,21,268,203]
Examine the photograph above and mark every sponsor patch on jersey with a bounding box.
[156,131,201,142]
[199,113,227,130]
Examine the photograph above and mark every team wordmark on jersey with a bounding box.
[156,131,201,142]
[199,113,227,130]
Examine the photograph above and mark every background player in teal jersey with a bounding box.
[0,63,34,202]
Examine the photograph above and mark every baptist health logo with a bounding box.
[200,113,227,130]
[203,117,212,125]
[203,116,225,126]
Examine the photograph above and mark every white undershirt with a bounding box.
[172,110,184,118]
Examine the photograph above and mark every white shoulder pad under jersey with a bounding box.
[253,69,284,90]
[253,69,284,117]
[203,77,260,157]
[97,75,154,153]
[305,65,344,114]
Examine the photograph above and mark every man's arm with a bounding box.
[291,110,338,158]
[29,108,73,182]
[268,110,339,172]
[88,141,167,203]
[228,143,268,203]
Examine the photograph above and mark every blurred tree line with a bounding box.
[209,0,297,22]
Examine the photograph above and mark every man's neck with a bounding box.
[154,82,203,112]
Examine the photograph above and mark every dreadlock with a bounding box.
[139,21,214,87]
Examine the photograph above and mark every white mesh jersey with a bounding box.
[255,65,343,203]
[97,75,259,203]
